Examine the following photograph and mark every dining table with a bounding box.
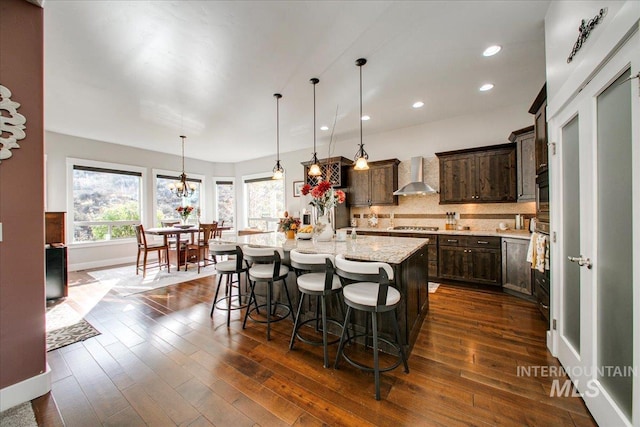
[146,225,232,271]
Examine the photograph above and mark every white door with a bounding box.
[551,31,639,426]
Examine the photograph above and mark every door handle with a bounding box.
[568,255,592,269]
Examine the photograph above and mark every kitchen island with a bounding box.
[211,233,430,353]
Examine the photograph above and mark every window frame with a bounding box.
[213,176,236,231]
[153,168,206,226]
[66,157,147,247]
[242,171,285,231]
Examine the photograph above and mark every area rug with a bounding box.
[0,402,37,427]
[428,282,440,293]
[46,304,100,352]
[87,263,217,296]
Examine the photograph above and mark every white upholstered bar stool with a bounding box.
[242,246,294,341]
[209,244,250,327]
[288,250,345,368]
[333,254,409,400]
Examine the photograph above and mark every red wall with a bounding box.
[0,0,46,389]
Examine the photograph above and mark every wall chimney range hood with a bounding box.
[393,156,437,196]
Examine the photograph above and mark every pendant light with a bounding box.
[169,135,196,198]
[354,58,369,171]
[272,93,285,180]
[308,78,322,177]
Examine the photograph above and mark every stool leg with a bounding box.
[334,306,351,369]
[266,280,272,341]
[392,309,410,373]
[226,273,233,327]
[289,292,305,350]
[242,279,256,330]
[211,274,224,317]
[315,296,321,332]
[372,311,380,401]
[321,294,329,368]
[282,278,294,321]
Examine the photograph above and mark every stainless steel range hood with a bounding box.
[393,156,437,196]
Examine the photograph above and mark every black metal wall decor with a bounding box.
[567,8,607,64]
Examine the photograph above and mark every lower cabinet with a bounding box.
[439,235,501,285]
[502,237,532,295]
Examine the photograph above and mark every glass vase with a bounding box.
[315,214,333,241]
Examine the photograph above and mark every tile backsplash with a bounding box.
[350,156,536,231]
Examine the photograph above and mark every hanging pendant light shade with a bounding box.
[169,135,196,198]
[354,58,370,171]
[308,78,322,177]
[272,93,285,180]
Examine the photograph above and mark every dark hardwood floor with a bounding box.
[34,269,597,426]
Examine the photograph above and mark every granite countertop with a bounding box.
[344,227,532,240]
[211,233,429,264]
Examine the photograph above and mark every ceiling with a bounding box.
[44,1,549,163]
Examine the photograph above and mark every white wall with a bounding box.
[47,100,534,269]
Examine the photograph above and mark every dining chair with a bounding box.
[333,254,409,400]
[134,224,170,278]
[160,219,189,249]
[185,222,217,273]
[215,220,225,238]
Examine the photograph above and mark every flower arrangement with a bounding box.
[278,211,301,232]
[301,181,346,216]
[176,205,194,222]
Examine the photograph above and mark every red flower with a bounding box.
[301,184,312,196]
[335,190,346,203]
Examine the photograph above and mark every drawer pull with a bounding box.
[447,239,458,243]
[539,301,549,310]
[477,240,489,244]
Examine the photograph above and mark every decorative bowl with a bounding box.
[174,224,195,229]
[297,232,313,240]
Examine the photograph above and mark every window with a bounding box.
[215,180,235,229]
[156,174,202,225]
[71,164,142,243]
[244,176,284,231]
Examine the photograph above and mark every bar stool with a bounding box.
[242,247,294,341]
[288,250,345,368]
[333,254,409,400]
[209,244,250,326]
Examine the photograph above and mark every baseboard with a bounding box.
[69,256,135,272]
[0,364,51,411]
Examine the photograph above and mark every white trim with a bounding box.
[0,364,51,412]
[68,255,136,272]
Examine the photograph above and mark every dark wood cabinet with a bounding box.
[436,144,516,204]
[529,84,548,173]
[347,159,399,206]
[301,156,352,187]
[438,235,501,285]
[502,237,532,295]
[509,126,536,202]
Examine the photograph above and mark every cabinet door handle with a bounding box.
[539,163,547,168]
[447,239,458,243]
[539,301,549,310]
[477,240,489,245]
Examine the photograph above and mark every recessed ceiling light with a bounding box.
[361,115,370,121]
[412,101,424,109]
[483,45,502,57]
[320,125,329,131]
[479,83,494,92]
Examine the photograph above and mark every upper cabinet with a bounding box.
[301,156,352,187]
[529,84,548,173]
[347,159,400,206]
[509,126,536,202]
[436,144,517,204]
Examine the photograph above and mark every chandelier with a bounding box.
[169,135,195,198]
